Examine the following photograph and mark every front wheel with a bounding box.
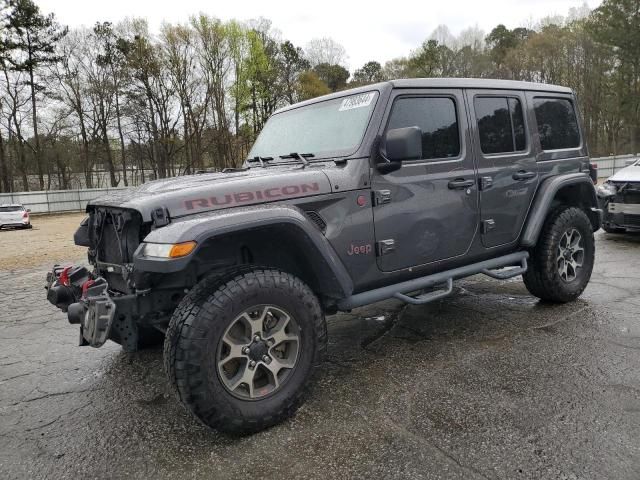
[523,206,595,303]
[164,269,326,434]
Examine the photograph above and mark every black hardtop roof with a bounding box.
[275,78,573,114]
[389,78,572,93]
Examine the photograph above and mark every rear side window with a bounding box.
[0,206,22,212]
[474,97,526,154]
[533,98,580,150]
[387,97,460,160]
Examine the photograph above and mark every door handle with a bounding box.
[512,170,536,181]
[448,178,475,190]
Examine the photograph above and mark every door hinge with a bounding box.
[479,176,493,190]
[481,219,496,234]
[376,239,396,256]
[373,189,392,206]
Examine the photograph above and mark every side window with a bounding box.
[387,97,460,160]
[474,96,526,154]
[533,98,580,150]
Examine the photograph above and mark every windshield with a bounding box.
[248,91,379,161]
[0,206,22,212]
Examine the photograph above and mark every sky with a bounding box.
[37,0,603,71]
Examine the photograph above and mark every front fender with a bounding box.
[520,173,602,247]
[133,204,354,299]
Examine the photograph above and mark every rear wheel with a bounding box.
[164,269,326,434]
[523,206,595,303]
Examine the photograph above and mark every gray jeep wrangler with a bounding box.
[46,79,602,434]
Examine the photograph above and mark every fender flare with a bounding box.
[520,172,602,247]
[133,204,354,299]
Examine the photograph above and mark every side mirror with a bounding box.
[377,126,422,174]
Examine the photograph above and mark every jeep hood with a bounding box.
[609,160,640,183]
[88,167,332,221]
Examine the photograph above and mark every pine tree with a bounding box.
[2,0,66,190]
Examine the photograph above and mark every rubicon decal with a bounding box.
[184,182,320,211]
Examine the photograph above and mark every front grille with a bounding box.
[90,208,147,293]
[100,221,123,263]
[623,215,640,227]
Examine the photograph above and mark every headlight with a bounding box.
[141,241,197,258]
[597,182,617,197]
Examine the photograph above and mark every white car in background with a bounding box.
[597,158,640,233]
[0,204,32,230]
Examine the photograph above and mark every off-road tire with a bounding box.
[164,268,326,435]
[523,206,595,303]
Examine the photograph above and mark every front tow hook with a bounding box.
[75,280,116,348]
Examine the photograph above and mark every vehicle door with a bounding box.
[465,90,538,247]
[371,89,479,272]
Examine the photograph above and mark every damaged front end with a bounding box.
[46,265,115,348]
[598,181,640,230]
[46,206,188,351]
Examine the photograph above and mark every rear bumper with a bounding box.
[0,221,30,228]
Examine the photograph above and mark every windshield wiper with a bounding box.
[279,152,315,167]
[246,156,274,168]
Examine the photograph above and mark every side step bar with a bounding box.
[337,252,529,310]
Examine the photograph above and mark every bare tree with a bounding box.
[304,37,347,67]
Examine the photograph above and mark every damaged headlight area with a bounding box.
[140,241,197,259]
[597,181,617,197]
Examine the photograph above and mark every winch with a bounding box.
[46,265,115,347]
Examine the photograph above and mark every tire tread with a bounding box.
[523,206,595,303]
[163,267,326,434]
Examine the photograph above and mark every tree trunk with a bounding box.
[15,141,28,192]
[114,87,128,186]
[55,150,68,190]
[0,130,10,193]
[26,36,44,190]
[98,100,117,187]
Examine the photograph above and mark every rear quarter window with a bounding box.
[533,98,580,151]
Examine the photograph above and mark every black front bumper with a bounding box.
[46,266,117,348]
[46,261,187,351]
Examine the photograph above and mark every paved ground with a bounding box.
[0,219,639,479]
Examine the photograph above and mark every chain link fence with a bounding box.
[0,186,125,214]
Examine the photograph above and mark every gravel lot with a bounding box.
[1,215,639,479]
[0,213,86,270]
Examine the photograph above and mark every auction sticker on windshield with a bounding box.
[339,92,376,111]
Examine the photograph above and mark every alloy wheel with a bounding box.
[557,228,584,283]
[217,305,300,400]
